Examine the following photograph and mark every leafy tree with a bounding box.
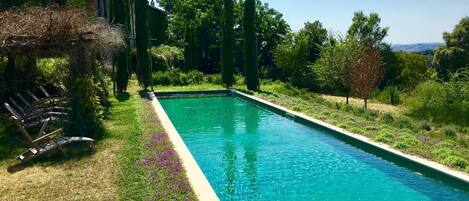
[151,45,184,70]
[404,69,469,126]
[347,11,394,95]
[313,38,363,103]
[135,0,151,89]
[274,33,311,89]
[243,0,259,90]
[348,46,383,109]
[347,11,389,47]
[296,21,328,62]
[184,23,197,71]
[433,17,469,80]
[255,2,291,79]
[221,0,235,87]
[395,52,428,90]
[157,0,289,75]
[379,44,399,88]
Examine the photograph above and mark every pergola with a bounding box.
[0,5,123,136]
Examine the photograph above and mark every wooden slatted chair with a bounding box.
[7,115,94,163]
[4,102,67,129]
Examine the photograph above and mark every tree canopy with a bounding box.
[156,0,289,74]
[433,17,469,80]
[347,11,389,47]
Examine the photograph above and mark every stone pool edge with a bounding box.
[230,90,469,184]
[148,92,220,201]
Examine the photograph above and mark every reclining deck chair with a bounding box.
[7,115,94,163]
[4,102,67,129]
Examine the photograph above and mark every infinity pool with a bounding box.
[159,95,469,201]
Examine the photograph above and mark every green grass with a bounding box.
[0,117,26,165]
[0,81,196,200]
[156,80,469,173]
[108,83,196,200]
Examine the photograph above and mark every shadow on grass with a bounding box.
[6,143,95,174]
[1,114,102,173]
[0,116,27,161]
[116,92,131,102]
[138,90,152,100]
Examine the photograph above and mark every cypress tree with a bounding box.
[135,0,151,89]
[184,24,197,71]
[110,0,130,92]
[243,0,259,91]
[221,0,235,87]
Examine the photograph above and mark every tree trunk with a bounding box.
[364,98,368,110]
[5,54,16,94]
[346,96,349,105]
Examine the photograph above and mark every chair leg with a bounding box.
[86,141,95,152]
[57,144,68,157]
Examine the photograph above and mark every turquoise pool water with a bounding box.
[160,96,469,201]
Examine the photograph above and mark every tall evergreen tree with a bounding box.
[110,0,130,92]
[135,0,151,89]
[243,0,259,90]
[221,0,234,87]
[184,23,197,71]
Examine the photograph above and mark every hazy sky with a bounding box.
[261,0,469,44]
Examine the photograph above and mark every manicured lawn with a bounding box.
[0,81,196,201]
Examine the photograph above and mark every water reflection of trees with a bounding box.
[243,104,260,199]
[222,98,236,197]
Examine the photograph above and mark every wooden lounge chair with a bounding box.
[16,92,69,114]
[8,115,94,163]
[30,86,69,107]
[4,102,67,129]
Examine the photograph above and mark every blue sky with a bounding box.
[262,0,469,44]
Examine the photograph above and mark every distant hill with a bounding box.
[391,43,443,53]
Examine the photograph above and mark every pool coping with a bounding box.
[148,92,220,201]
[151,89,469,196]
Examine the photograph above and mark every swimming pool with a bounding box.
[159,94,469,201]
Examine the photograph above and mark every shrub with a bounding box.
[393,131,420,151]
[440,126,457,137]
[152,69,204,86]
[404,79,469,126]
[350,127,365,134]
[380,112,394,124]
[443,155,468,169]
[205,74,223,85]
[417,120,431,131]
[373,86,401,105]
[339,105,351,113]
[395,116,414,130]
[376,129,394,143]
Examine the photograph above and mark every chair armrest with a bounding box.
[32,128,63,143]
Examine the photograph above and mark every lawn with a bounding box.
[0,81,196,201]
